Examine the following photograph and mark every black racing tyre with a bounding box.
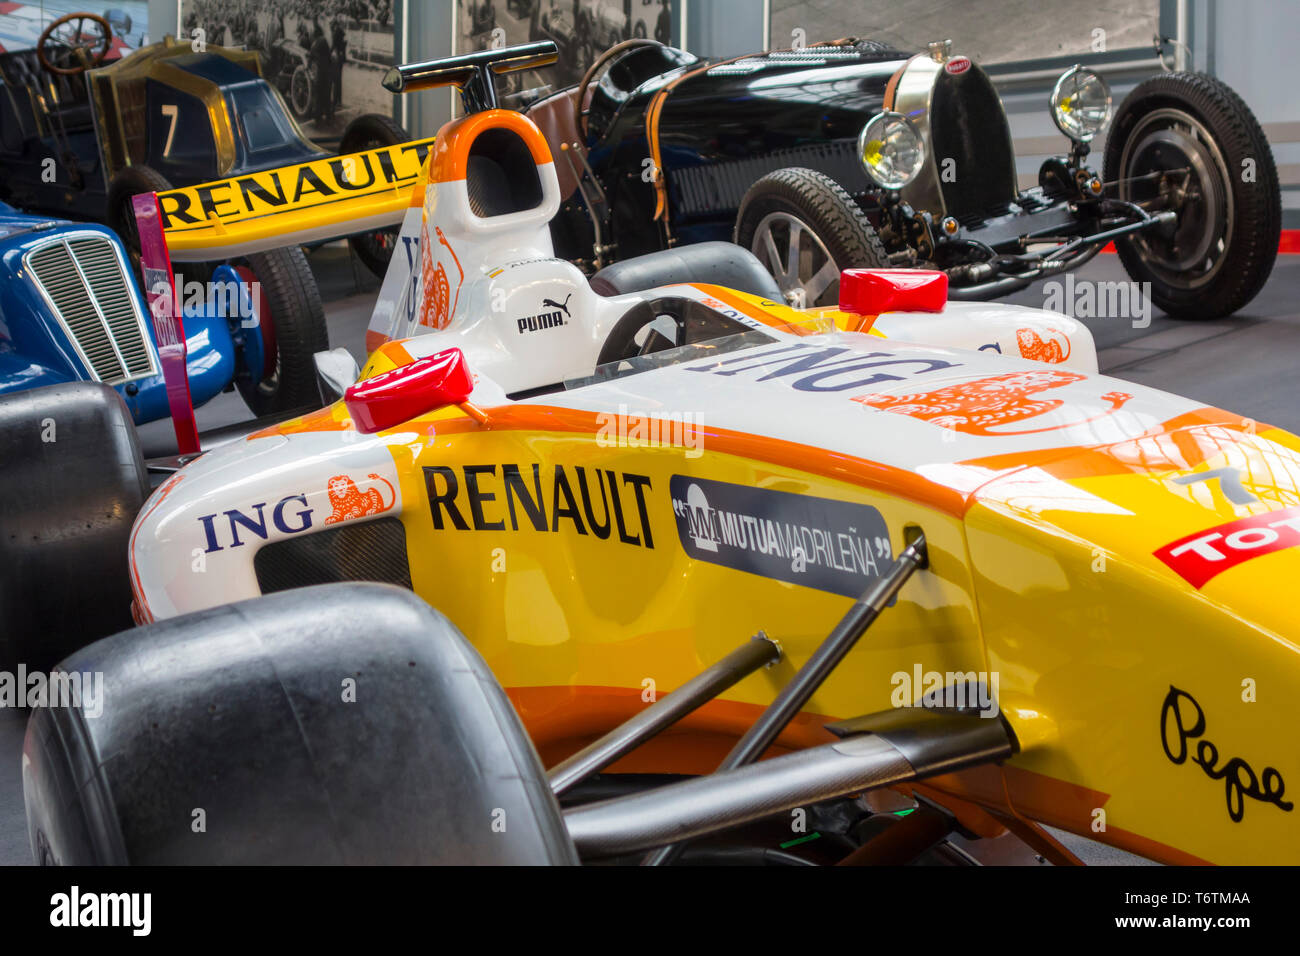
[1104,71,1280,320]
[232,244,329,416]
[0,383,149,674]
[735,167,890,308]
[23,583,578,865]
[339,113,412,278]
[105,162,173,281]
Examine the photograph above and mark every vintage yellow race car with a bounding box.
[12,44,1298,867]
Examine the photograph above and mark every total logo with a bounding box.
[1154,505,1300,588]
[197,473,395,553]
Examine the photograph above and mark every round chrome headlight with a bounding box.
[857,111,926,190]
[1050,66,1112,142]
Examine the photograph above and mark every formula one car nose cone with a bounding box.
[839,269,949,315]
[345,347,475,433]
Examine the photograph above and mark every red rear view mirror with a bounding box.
[839,269,948,316]
[345,347,483,434]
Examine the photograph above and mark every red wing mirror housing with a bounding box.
[839,269,948,316]
[345,347,479,434]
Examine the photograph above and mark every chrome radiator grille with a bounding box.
[26,236,156,385]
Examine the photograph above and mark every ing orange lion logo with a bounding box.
[852,369,1132,436]
[1016,327,1071,364]
[418,224,463,331]
[324,473,396,525]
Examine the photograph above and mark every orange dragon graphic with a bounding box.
[324,473,397,525]
[1016,327,1071,364]
[418,224,464,331]
[852,369,1132,436]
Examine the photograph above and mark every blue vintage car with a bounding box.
[0,200,323,423]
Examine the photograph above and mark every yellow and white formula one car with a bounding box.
[11,44,1300,867]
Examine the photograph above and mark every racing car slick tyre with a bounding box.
[105,163,174,281]
[0,383,149,674]
[232,245,329,416]
[1104,71,1281,320]
[339,113,412,278]
[735,167,890,309]
[22,584,578,865]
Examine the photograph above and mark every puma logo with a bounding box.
[542,293,573,316]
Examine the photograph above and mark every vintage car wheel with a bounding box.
[290,63,314,119]
[232,246,329,416]
[735,167,889,308]
[105,163,175,280]
[339,113,412,279]
[0,383,149,674]
[22,584,578,864]
[1104,72,1280,319]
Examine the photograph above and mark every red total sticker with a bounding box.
[945,56,972,75]
[1154,506,1300,588]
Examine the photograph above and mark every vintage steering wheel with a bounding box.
[38,12,113,77]
[574,38,664,142]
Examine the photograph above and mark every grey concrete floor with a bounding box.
[1,246,1295,865]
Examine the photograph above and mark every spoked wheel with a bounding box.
[339,113,414,278]
[750,212,840,309]
[1119,108,1232,295]
[735,167,889,308]
[1105,72,1280,319]
[290,63,313,119]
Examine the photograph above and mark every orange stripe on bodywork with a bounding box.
[997,764,1214,865]
[960,407,1275,478]
[250,404,353,439]
[255,399,1261,519]
[429,109,553,183]
[373,339,415,367]
[128,473,185,624]
[508,684,836,775]
[419,404,972,516]
[689,284,819,336]
[510,683,1208,863]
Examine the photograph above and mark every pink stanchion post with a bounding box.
[131,192,200,455]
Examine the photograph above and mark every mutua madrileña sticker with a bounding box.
[669,475,892,597]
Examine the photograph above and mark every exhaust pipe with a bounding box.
[565,707,1016,859]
